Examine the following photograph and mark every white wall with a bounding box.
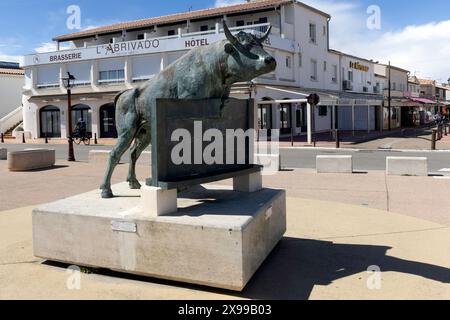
[292,4,341,92]
[374,64,408,97]
[340,55,376,94]
[0,74,24,119]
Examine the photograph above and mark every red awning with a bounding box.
[408,97,436,104]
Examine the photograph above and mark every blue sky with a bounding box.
[1,0,449,80]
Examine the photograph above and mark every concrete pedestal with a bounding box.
[141,186,177,217]
[32,183,286,291]
[233,171,263,193]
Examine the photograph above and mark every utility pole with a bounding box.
[388,61,392,131]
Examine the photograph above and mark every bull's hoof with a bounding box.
[101,189,114,199]
[129,180,142,190]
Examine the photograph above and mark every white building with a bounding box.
[0,62,24,135]
[20,0,383,141]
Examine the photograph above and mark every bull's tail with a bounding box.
[114,90,130,107]
[114,88,141,108]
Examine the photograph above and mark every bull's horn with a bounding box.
[223,20,238,46]
[257,25,272,43]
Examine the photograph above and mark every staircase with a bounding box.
[3,121,22,139]
[0,106,23,139]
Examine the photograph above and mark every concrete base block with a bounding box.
[256,153,281,174]
[32,183,286,291]
[316,155,353,174]
[8,149,55,171]
[141,186,177,217]
[386,157,428,176]
[233,171,263,193]
[89,150,111,164]
[0,148,6,160]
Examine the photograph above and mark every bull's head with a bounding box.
[222,21,277,84]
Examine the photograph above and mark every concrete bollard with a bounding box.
[0,148,7,160]
[316,155,353,174]
[136,151,152,166]
[255,153,281,175]
[335,129,340,149]
[89,150,112,164]
[386,157,428,176]
[431,129,437,150]
[8,149,56,171]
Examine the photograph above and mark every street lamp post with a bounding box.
[62,72,76,162]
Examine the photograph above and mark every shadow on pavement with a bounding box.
[13,165,70,172]
[42,236,450,300]
[240,237,450,300]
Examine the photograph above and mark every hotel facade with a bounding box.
[20,0,408,140]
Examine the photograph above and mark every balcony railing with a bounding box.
[98,78,125,85]
[37,83,60,89]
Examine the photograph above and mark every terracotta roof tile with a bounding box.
[0,68,24,76]
[53,0,294,41]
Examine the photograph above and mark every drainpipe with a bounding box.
[326,17,331,50]
[388,61,392,131]
[275,7,282,38]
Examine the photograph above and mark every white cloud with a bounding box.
[214,0,246,8]
[0,52,20,63]
[0,38,22,62]
[34,42,71,53]
[302,0,450,81]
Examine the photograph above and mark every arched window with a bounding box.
[258,97,273,131]
[40,106,61,138]
[72,104,92,136]
[99,103,118,138]
[279,98,292,135]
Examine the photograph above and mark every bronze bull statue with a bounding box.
[101,21,277,198]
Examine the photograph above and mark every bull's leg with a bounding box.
[127,125,151,189]
[100,129,137,198]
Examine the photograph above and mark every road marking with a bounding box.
[433,176,450,180]
[438,168,450,172]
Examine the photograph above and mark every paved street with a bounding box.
[280,148,450,172]
[2,142,450,173]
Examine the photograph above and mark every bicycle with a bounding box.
[73,131,91,146]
